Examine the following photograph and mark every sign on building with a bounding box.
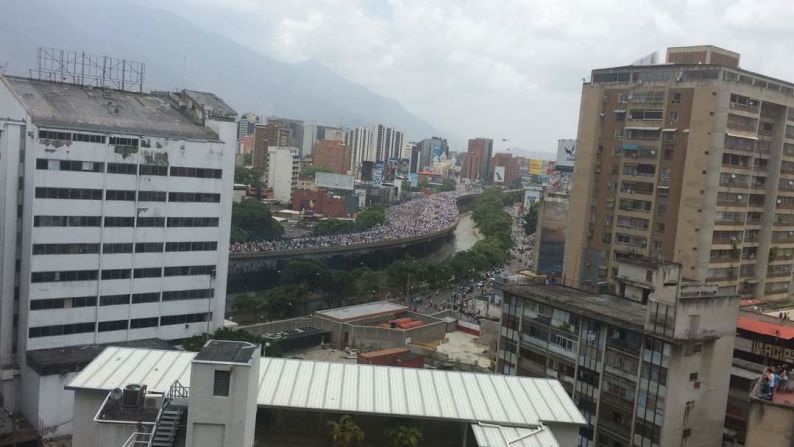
[315,172,355,191]
[494,166,506,183]
[556,139,576,172]
[529,159,543,176]
[373,162,384,188]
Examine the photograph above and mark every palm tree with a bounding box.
[385,421,423,447]
[326,415,364,447]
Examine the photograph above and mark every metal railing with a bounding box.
[121,432,151,447]
[167,380,190,400]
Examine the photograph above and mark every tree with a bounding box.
[234,166,262,188]
[301,165,334,178]
[312,219,357,236]
[231,199,284,242]
[326,415,364,447]
[523,201,539,236]
[263,285,309,319]
[385,420,422,447]
[355,206,385,230]
[231,293,267,317]
[243,152,253,166]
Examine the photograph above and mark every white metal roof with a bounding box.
[471,423,559,447]
[314,301,408,321]
[67,347,585,428]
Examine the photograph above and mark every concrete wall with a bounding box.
[479,319,500,353]
[72,390,117,447]
[20,364,78,439]
[745,399,794,447]
[239,317,313,337]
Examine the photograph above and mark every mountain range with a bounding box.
[0,0,436,139]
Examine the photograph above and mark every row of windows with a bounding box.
[38,130,106,144]
[35,156,220,180]
[31,265,216,283]
[33,243,100,255]
[34,215,219,228]
[28,289,211,311]
[28,312,210,338]
[36,187,221,203]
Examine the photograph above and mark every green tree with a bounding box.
[283,258,327,289]
[312,219,357,236]
[243,152,253,166]
[523,201,539,236]
[231,293,267,317]
[355,206,385,230]
[302,165,334,178]
[385,420,423,447]
[234,166,262,188]
[327,415,364,447]
[231,199,284,242]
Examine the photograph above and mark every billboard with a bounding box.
[535,193,569,275]
[315,172,355,191]
[529,159,543,176]
[556,139,575,172]
[494,166,506,183]
[524,187,541,209]
[408,173,419,188]
[432,142,443,161]
[373,161,384,187]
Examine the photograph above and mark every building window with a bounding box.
[668,111,679,123]
[168,192,221,203]
[104,217,135,227]
[689,372,698,381]
[32,243,99,255]
[135,243,163,253]
[98,319,129,332]
[100,295,130,306]
[136,217,165,227]
[164,265,216,277]
[213,370,231,396]
[130,317,159,329]
[104,243,133,254]
[162,288,214,302]
[34,215,101,227]
[105,190,136,201]
[160,312,210,326]
[36,158,103,172]
[72,132,106,144]
[646,270,653,281]
[165,241,218,252]
[109,136,139,147]
[107,163,137,175]
[29,322,96,338]
[30,296,96,310]
[672,93,681,104]
[31,269,98,283]
[170,166,222,179]
[134,267,162,278]
[167,217,219,227]
[138,191,167,202]
[132,292,161,304]
[139,165,168,176]
[101,269,132,280]
[35,187,102,200]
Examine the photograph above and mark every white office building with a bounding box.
[343,126,374,174]
[0,75,237,438]
[267,146,299,204]
[372,123,404,162]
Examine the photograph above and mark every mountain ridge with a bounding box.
[0,0,436,139]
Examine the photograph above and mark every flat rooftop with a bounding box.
[503,285,647,329]
[315,301,408,322]
[26,338,176,375]
[194,340,258,364]
[2,76,222,141]
[68,347,586,428]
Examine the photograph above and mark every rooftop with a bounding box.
[193,340,258,365]
[617,256,681,270]
[314,301,408,322]
[503,285,647,329]
[471,423,560,447]
[2,76,222,141]
[183,89,237,118]
[25,338,176,376]
[736,314,794,340]
[68,347,586,428]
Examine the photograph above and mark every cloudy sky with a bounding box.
[144,0,794,153]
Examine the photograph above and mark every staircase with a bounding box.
[148,406,184,447]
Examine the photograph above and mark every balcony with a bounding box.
[621,181,655,196]
[767,267,793,278]
[729,101,759,114]
[720,178,750,189]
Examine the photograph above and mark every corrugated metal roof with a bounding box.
[471,424,559,447]
[67,347,586,428]
[314,301,408,322]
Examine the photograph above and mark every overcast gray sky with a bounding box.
[144,0,794,153]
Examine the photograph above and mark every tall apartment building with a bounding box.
[302,122,344,157]
[268,147,300,203]
[253,123,291,172]
[565,45,794,302]
[415,137,449,172]
[462,137,494,181]
[344,126,374,175]
[0,76,236,436]
[237,112,258,142]
[372,124,404,162]
[497,257,739,447]
[492,152,521,185]
[267,116,304,156]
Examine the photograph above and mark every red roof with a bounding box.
[739,299,760,307]
[736,316,794,340]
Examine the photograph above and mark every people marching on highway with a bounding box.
[230,192,461,254]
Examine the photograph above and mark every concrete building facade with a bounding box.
[497,257,739,447]
[0,75,236,437]
[462,138,494,181]
[372,123,404,163]
[492,153,521,185]
[564,45,794,303]
[267,147,300,204]
[343,126,373,175]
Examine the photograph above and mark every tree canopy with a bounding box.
[234,166,263,188]
[231,199,284,242]
[523,201,539,235]
[301,165,334,178]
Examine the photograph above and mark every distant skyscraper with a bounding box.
[302,123,345,157]
[372,124,404,162]
[344,127,374,174]
[267,116,304,157]
[237,112,259,142]
[462,138,494,180]
[313,140,351,175]
[415,137,449,172]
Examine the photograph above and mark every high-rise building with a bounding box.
[253,123,291,171]
[462,137,493,181]
[372,124,404,163]
[344,126,374,175]
[313,139,351,175]
[0,76,236,436]
[491,152,521,185]
[564,45,794,302]
[237,112,259,142]
[302,123,345,157]
[267,147,300,203]
[267,116,304,156]
[415,137,449,173]
[497,257,739,447]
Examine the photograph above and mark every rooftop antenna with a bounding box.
[30,47,145,93]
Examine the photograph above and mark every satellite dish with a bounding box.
[111,388,123,401]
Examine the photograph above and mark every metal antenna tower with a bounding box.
[29,47,145,93]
